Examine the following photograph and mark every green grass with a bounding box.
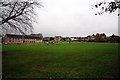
[2,41,119,78]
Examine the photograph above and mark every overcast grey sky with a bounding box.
[33,0,118,37]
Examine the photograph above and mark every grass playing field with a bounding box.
[2,41,119,78]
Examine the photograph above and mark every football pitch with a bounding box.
[2,42,119,78]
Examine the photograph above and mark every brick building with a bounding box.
[3,34,43,43]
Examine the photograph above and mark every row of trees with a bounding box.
[90,34,120,43]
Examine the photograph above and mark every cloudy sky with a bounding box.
[33,0,118,37]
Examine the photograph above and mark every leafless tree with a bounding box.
[0,0,43,35]
[91,0,120,15]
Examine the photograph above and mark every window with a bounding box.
[13,38,14,42]
[10,38,11,42]
[16,38,17,42]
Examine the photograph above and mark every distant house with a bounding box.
[70,37,75,41]
[101,33,106,38]
[43,37,55,42]
[94,33,108,42]
[70,37,80,41]
[54,36,62,41]
[43,37,50,42]
[100,33,109,42]
[60,37,66,41]
[3,34,43,43]
[62,37,70,41]
[109,34,120,43]
[80,37,89,42]
[87,34,95,42]
[65,37,70,41]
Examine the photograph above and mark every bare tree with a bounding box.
[91,0,120,15]
[0,0,43,35]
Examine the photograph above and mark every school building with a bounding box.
[4,33,43,43]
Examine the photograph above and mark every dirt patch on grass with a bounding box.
[2,51,9,55]
[21,63,48,72]
[2,51,22,55]
[81,55,105,65]
[2,51,15,55]
[105,52,113,54]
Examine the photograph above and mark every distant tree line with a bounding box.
[87,34,120,43]
[43,34,120,43]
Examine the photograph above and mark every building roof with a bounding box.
[7,34,23,38]
[6,34,43,39]
[31,33,42,36]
